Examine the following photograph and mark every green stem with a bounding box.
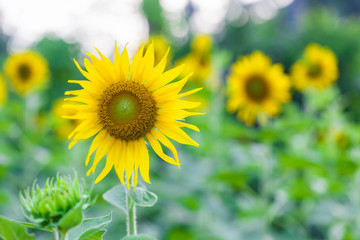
[54,228,67,240]
[125,175,137,236]
[54,229,59,240]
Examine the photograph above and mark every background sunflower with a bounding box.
[0,74,6,106]
[291,43,338,91]
[4,51,49,95]
[226,51,291,125]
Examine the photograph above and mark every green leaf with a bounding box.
[85,230,106,240]
[0,216,35,240]
[58,202,83,231]
[67,212,112,240]
[121,234,156,240]
[128,187,158,207]
[103,185,127,213]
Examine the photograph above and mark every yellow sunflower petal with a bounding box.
[149,64,185,91]
[94,146,116,184]
[138,139,150,183]
[85,131,108,165]
[147,133,179,166]
[114,42,129,81]
[156,123,199,147]
[114,140,126,185]
[87,136,116,175]
[151,129,180,166]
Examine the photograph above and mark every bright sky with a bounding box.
[0,0,294,56]
[0,0,148,56]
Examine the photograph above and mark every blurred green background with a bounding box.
[2,0,360,239]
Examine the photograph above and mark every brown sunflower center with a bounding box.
[245,76,268,102]
[307,64,322,78]
[98,81,157,141]
[18,63,32,81]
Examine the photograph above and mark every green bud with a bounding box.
[20,173,95,231]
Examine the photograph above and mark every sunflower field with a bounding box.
[1,0,360,240]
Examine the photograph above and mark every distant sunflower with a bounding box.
[64,43,203,187]
[227,51,291,125]
[4,51,49,95]
[291,43,338,91]
[0,74,7,106]
[191,35,212,56]
[178,35,212,83]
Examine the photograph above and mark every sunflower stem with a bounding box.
[54,228,61,240]
[54,227,67,240]
[125,175,137,236]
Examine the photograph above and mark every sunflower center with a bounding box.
[110,94,139,123]
[98,81,157,141]
[307,64,322,78]
[18,64,32,81]
[245,76,268,102]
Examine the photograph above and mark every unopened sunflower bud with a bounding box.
[20,173,95,231]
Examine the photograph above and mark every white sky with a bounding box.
[0,0,294,57]
[0,0,149,57]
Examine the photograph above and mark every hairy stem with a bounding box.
[125,175,137,236]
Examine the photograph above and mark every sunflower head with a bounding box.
[291,43,338,91]
[191,34,212,56]
[177,35,213,84]
[0,74,7,106]
[4,51,49,95]
[63,42,203,188]
[226,51,291,125]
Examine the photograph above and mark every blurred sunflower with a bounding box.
[4,51,49,95]
[291,43,338,91]
[52,99,80,139]
[178,35,212,83]
[226,51,291,125]
[64,42,203,187]
[0,74,7,106]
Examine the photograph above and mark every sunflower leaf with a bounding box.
[0,216,35,240]
[103,185,127,213]
[128,187,158,208]
[66,212,111,240]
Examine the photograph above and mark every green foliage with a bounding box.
[20,173,93,231]
[121,235,156,240]
[103,185,158,212]
[128,187,158,207]
[0,216,35,240]
[102,185,127,213]
[67,212,112,240]
[142,0,163,32]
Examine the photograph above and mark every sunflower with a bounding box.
[291,43,338,91]
[0,74,7,106]
[64,43,203,187]
[191,35,212,56]
[4,51,49,95]
[178,35,212,83]
[226,51,291,125]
